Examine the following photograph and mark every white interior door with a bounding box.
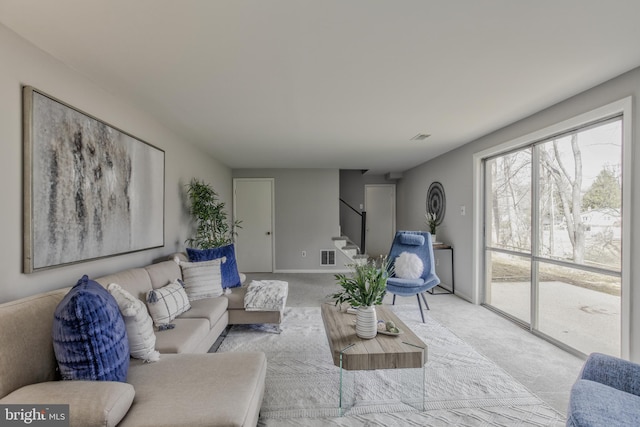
[365,184,396,257]
[233,178,274,272]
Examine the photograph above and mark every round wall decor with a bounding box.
[426,182,446,225]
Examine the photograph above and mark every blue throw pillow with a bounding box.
[186,244,241,288]
[52,275,129,382]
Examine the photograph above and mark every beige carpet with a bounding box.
[217,305,565,426]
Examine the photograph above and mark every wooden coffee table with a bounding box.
[320,303,427,413]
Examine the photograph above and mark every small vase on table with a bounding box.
[356,305,377,339]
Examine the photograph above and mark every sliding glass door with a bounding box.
[484,148,532,324]
[483,117,622,357]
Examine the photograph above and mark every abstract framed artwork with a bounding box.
[23,86,165,273]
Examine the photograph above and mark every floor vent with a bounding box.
[321,250,336,266]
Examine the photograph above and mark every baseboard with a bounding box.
[454,290,474,303]
[273,269,351,274]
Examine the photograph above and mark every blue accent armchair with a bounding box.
[386,231,440,323]
[567,352,640,426]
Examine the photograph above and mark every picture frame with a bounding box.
[23,86,165,273]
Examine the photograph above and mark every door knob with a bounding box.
[266,231,271,235]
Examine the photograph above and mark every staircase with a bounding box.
[332,236,368,265]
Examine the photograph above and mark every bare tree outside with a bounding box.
[488,121,622,270]
[487,149,531,252]
[537,123,622,270]
[540,135,585,263]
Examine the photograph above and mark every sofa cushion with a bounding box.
[121,353,266,427]
[145,260,183,290]
[1,380,135,427]
[94,268,153,303]
[568,379,640,426]
[176,257,225,300]
[0,288,67,400]
[224,285,249,310]
[146,279,191,328]
[53,276,129,382]
[153,318,211,353]
[178,296,228,328]
[108,283,160,362]
[187,244,242,288]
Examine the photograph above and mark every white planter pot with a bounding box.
[356,305,377,339]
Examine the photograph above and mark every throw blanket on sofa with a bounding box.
[244,280,288,312]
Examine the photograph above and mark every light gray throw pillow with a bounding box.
[175,256,226,301]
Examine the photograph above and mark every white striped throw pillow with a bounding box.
[176,257,226,301]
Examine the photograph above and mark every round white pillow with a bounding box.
[395,252,424,279]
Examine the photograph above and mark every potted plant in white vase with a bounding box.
[331,257,392,339]
[425,212,438,243]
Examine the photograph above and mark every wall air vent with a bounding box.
[321,250,336,266]
[410,133,431,141]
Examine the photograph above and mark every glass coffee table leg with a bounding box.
[339,344,355,416]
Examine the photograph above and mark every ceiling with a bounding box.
[2,1,640,174]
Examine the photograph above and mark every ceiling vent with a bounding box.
[385,172,403,180]
[410,133,431,141]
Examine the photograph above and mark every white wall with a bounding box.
[0,24,231,303]
[397,65,640,360]
[232,168,348,271]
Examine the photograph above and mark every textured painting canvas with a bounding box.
[23,87,164,272]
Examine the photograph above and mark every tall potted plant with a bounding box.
[185,178,243,289]
[185,178,240,249]
[331,257,392,339]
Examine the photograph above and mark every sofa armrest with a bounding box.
[1,381,135,427]
[580,352,640,396]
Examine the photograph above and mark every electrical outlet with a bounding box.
[436,258,440,266]
[301,251,306,258]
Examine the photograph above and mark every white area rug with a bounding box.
[217,306,564,426]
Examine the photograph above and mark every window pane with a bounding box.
[485,251,530,324]
[538,119,622,271]
[486,149,531,253]
[537,262,620,356]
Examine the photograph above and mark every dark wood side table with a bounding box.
[430,244,454,295]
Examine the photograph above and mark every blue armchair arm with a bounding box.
[580,353,640,397]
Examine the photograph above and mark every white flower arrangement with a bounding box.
[425,212,437,235]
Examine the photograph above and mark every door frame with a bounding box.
[364,184,396,257]
[233,178,276,273]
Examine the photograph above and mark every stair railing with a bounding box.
[339,198,366,253]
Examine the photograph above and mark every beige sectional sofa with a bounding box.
[0,255,282,427]
[169,253,285,328]
[95,256,230,354]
